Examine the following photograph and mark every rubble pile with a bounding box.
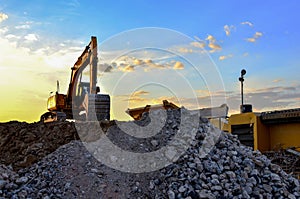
[0,121,79,170]
[154,132,300,198]
[0,109,299,198]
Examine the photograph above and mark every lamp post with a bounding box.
[239,69,246,112]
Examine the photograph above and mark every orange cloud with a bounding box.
[206,35,216,43]
[178,47,193,53]
[190,41,206,48]
[127,97,147,103]
[208,43,221,52]
[246,31,263,43]
[205,34,222,52]
[255,32,263,37]
[272,79,284,83]
[219,54,233,61]
[132,90,149,97]
[224,25,235,36]
[144,59,152,64]
[173,61,184,70]
[133,59,143,65]
[119,64,135,72]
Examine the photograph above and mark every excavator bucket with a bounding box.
[126,100,179,120]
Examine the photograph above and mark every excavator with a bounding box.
[40,36,110,122]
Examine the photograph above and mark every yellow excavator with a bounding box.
[40,36,110,122]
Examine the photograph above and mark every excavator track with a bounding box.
[40,111,67,123]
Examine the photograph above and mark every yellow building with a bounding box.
[227,109,300,152]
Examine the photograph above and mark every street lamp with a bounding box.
[238,69,252,113]
[239,69,246,106]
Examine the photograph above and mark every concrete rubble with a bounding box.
[0,108,299,198]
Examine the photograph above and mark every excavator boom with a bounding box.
[67,36,98,106]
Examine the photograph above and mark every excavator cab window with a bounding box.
[74,82,90,107]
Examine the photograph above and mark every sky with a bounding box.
[0,0,300,122]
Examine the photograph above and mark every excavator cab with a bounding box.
[74,82,90,108]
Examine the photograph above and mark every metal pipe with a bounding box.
[241,79,244,106]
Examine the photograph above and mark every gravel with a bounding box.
[0,108,299,198]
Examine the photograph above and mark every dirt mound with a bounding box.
[0,121,79,170]
[0,109,299,198]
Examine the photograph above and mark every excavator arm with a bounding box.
[67,36,98,107]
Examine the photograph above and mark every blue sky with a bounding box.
[1,0,300,121]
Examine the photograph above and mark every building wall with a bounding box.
[268,123,300,150]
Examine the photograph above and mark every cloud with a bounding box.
[224,25,235,36]
[132,90,149,97]
[193,35,207,48]
[112,55,175,72]
[169,43,202,54]
[0,13,8,23]
[190,41,206,48]
[255,32,263,37]
[272,79,284,83]
[24,33,38,41]
[178,47,193,53]
[173,61,184,70]
[114,90,150,104]
[193,85,300,114]
[133,58,143,65]
[15,24,30,29]
[206,35,216,43]
[195,85,300,114]
[149,63,165,69]
[0,26,8,34]
[208,43,222,52]
[148,96,180,106]
[244,88,299,109]
[64,0,80,8]
[195,89,210,96]
[247,38,255,43]
[226,85,300,112]
[241,21,254,27]
[219,54,233,61]
[247,86,296,93]
[246,31,263,43]
[243,52,249,57]
[205,34,222,52]
[127,97,147,103]
[114,92,179,109]
[98,63,114,73]
[112,83,300,119]
[144,59,152,64]
[119,64,135,72]
[219,55,226,61]
[5,34,21,40]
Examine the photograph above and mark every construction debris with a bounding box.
[264,148,300,180]
[0,108,299,198]
[0,121,79,171]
